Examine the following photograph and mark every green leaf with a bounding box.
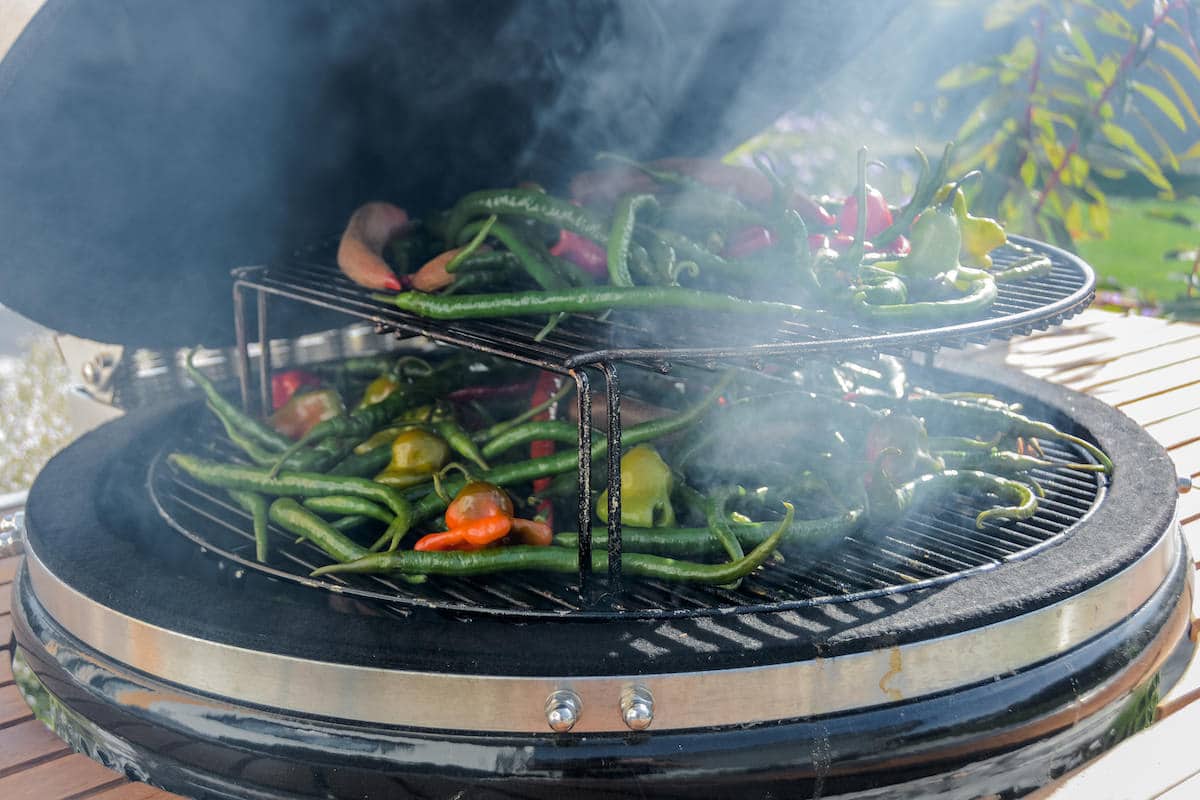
[984,0,1041,30]
[1157,41,1200,85]
[1131,80,1187,130]
[1094,9,1135,39]
[1067,153,1090,185]
[1100,122,1173,193]
[1133,108,1182,171]
[1020,154,1038,187]
[937,64,996,90]
[1180,140,1200,160]
[1066,22,1099,66]
[1151,63,1200,126]
[1096,56,1119,84]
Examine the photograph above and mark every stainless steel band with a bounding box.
[22,521,1183,734]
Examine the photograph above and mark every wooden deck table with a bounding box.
[1,307,1199,799]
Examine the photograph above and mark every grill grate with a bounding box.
[218,235,1099,610]
[148,411,1106,620]
[232,235,1094,373]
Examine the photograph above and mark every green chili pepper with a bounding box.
[269,498,367,562]
[185,350,291,453]
[607,194,659,287]
[446,250,522,274]
[228,489,270,562]
[554,507,863,559]
[876,469,1039,529]
[311,503,794,584]
[904,395,1113,473]
[456,218,567,291]
[991,254,1053,283]
[853,276,998,322]
[872,143,953,248]
[168,453,416,546]
[327,446,393,477]
[937,449,1104,475]
[375,286,828,322]
[704,485,746,563]
[480,419,582,459]
[446,189,609,243]
[303,495,396,526]
[434,419,490,471]
[410,371,736,522]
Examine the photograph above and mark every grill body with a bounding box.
[8,361,1192,798]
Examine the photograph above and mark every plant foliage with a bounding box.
[937,0,1200,248]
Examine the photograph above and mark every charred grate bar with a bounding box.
[149,411,1106,620]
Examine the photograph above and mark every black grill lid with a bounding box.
[0,0,901,349]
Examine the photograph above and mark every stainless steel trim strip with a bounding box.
[23,524,1181,734]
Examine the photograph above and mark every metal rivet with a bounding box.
[545,689,581,733]
[1180,476,1195,494]
[620,685,654,731]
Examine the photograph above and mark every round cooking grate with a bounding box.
[235,235,1095,371]
[149,377,1107,620]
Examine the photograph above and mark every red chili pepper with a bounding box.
[446,381,535,404]
[886,235,911,256]
[721,225,775,259]
[549,230,608,278]
[836,184,894,240]
[271,369,322,410]
[510,517,554,547]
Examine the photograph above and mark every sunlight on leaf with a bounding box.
[1131,80,1187,130]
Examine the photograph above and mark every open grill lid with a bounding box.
[0,0,901,349]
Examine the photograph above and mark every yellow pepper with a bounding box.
[598,444,676,528]
[374,428,450,488]
[935,184,1006,269]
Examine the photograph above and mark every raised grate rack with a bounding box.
[220,236,1097,603]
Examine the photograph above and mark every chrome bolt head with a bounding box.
[620,685,654,731]
[545,689,581,733]
[1180,476,1195,494]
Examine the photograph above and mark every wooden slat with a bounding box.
[1176,487,1200,526]
[1007,318,1187,368]
[1057,335,1200,392]
[0,753,126,800]
[1080,357,1200,408]
[1116,380,1200,426]
[0,616,10,647]
[1,655,12,686]
[85,780,185,799]
[0,557,18,585]
[1144,408,1200,451]
[0,588,11,616]
[1168,439,1200,480]
[0,683,33,728]
[1019,334,1200,381]
[0,719,69,776]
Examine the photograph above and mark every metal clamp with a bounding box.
[1,510,25,558]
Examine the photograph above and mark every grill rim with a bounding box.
[17,360,1180,677]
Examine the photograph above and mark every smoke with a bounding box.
[0,0,948,351]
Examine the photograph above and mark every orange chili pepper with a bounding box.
[444,482,513,528]
[415,515,512,552]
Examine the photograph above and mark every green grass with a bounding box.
[1074,196,1200,302]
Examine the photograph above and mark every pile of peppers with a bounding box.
[342,145,1052,332]
[172,348,1111,584]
